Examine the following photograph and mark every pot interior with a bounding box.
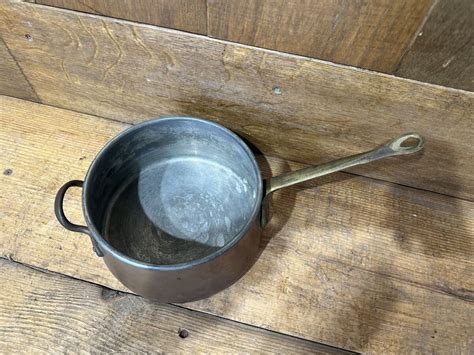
[84,118,262,265]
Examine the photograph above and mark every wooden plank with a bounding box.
[0,3,473,200]
[36,0,207,34]
[0,259,340,354]
[0,37,38,101]
[396,0,474,91]
[1,96,473,353]
[207,0,432,73]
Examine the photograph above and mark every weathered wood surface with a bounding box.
[0,259,340,354]
[0,1,472,200]
[396,0,473,92]
[36,0,207,34]
[1,96,473,353]
[31,0,432,73]
[0,37,38,101]
[207,0,432,72]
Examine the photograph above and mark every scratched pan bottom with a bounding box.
[103,156,256,265]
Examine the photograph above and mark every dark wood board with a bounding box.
[36,0,207,34]
[396,0,473,91]
[207,0,432,72]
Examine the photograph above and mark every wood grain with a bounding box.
[207,0,432,72]
[0,1,472,200]
[0,259,340,354]
[1,96,473,353]
[36,0,207,34]
[396,0,474,91]
[0,37,38,101]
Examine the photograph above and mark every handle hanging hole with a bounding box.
[400,137,420,148]
[389,133,424,154]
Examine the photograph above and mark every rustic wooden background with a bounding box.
[0,0,473,353]
[25,0,474,91]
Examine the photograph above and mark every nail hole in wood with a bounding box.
[178,328,189,338]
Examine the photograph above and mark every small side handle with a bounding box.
[54,180,103,257]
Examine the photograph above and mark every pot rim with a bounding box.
[82,116,264,271]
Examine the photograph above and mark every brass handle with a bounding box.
[261,133,424,226]
[266,133,424,195]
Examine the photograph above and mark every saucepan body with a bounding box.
[55,117,424,303]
